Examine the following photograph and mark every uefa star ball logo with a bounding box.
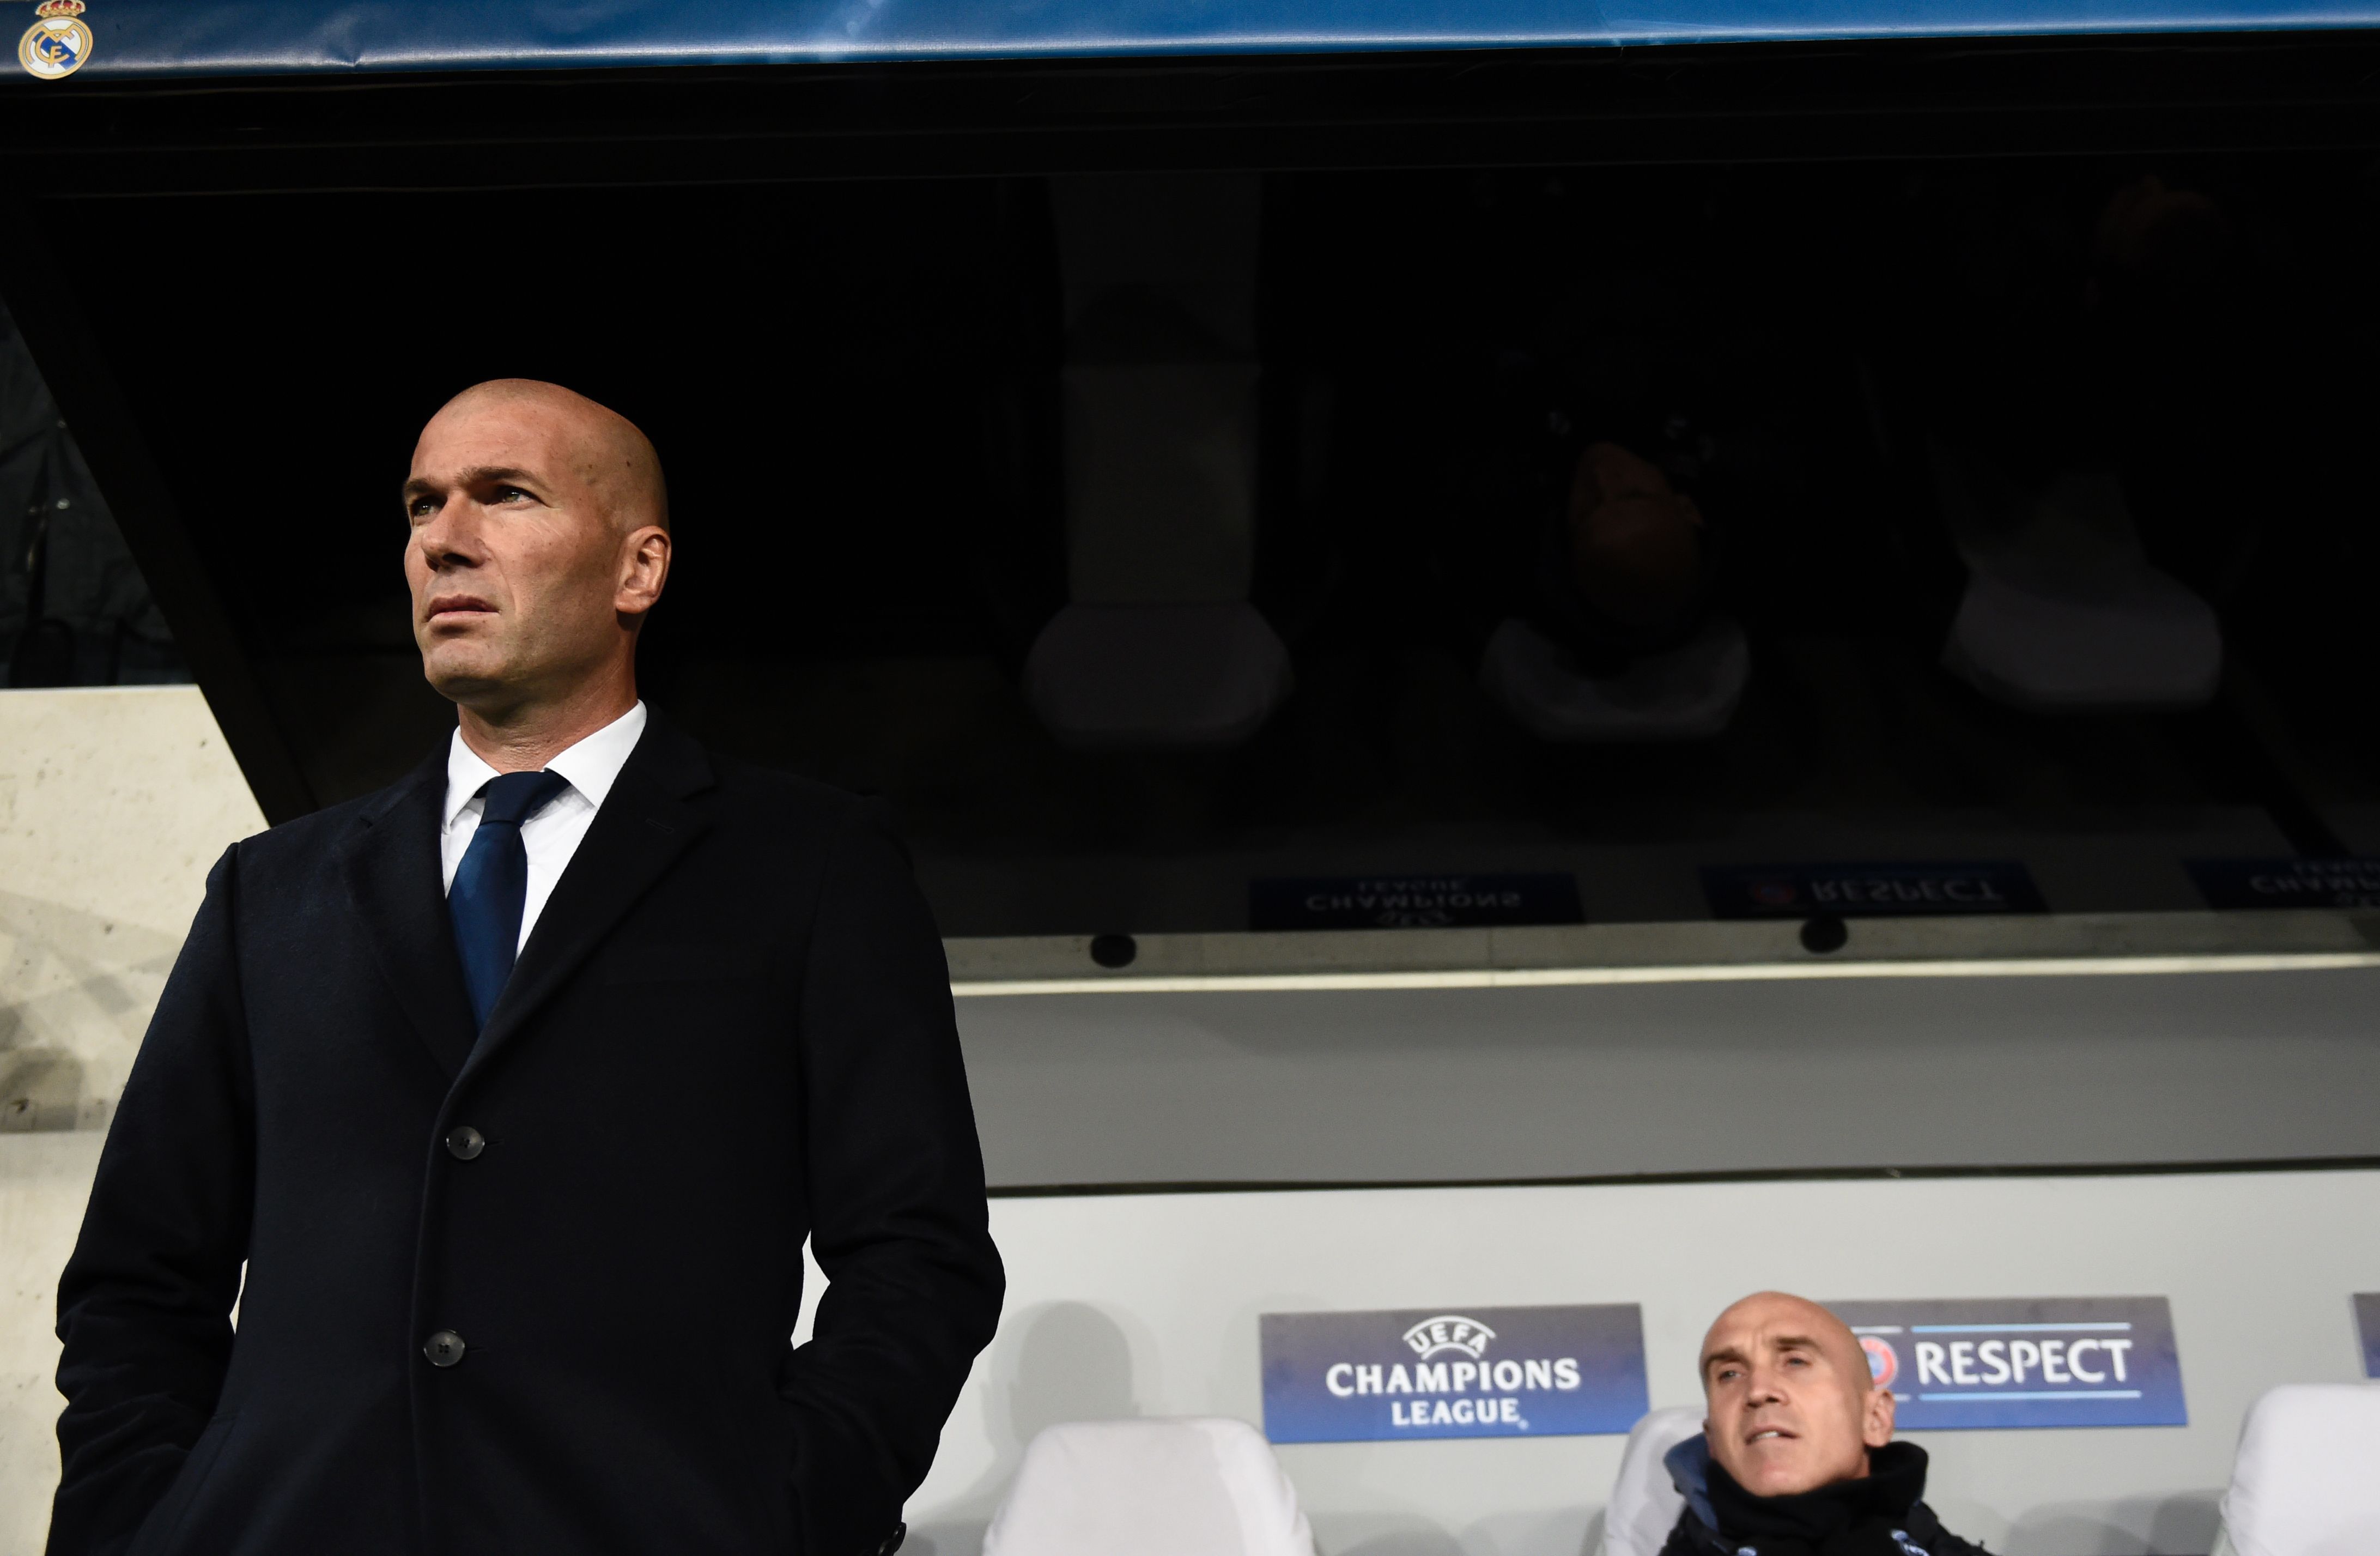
[1861,1334,1901,1390]
[1400,1315,1498,1360]
[19,0,93,80]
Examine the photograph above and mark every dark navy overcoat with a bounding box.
[49,713,1005,1556]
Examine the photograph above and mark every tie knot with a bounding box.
[478,769,572,827]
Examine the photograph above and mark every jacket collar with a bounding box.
[1664,1431,1721,1534]
[336,708,717,1086]
[338,744,478,1080]
[1666,1437,1940,1554]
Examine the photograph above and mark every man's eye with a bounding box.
[493,486,531,504]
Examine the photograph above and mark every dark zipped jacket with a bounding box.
[1656,1436,1990,1556]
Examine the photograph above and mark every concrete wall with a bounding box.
[0,687,263,1555]
[0,686,265,1133]
[0,1133,101,1553]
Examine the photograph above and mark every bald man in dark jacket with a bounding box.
[48,381,1004,1556]
[1662,1293,1986,1556]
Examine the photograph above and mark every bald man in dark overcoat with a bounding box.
[47,381,1005,1556]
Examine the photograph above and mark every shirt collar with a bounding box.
[441,701,649,828]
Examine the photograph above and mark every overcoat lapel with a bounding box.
[461,715,715,1082]
[337,749,478,1080]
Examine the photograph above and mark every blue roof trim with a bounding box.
[28,0,2380,80]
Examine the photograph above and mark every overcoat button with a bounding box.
[877,1523,906,1556]
[444,1126,485,1160]
[424,1330,466,1367]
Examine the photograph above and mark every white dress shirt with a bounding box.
[440,701,648,953]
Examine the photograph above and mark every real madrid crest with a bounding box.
[19,0,92,81]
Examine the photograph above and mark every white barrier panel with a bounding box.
[900,1169,2380,1556]
[0,685,264,1133]
[953,967,2380,1186]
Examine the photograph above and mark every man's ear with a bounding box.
[1862,1383,1896,1449]
[615,525,671,620]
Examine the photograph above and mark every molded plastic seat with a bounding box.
[1480,617,1748,743]
[1025,602,1293,751]
[1932,452,2220,713]
[2210,1383,2380,1556]
[1598,1407,1704,1556]
[1943,562,2221,712]
[982,1418,1319,1556]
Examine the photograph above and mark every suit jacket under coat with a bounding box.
[48,714,1006,1556]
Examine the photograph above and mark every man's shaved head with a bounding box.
[404,380,672,754]
[430,379,669,534]
[1703,1291,1867,1378]
[1698,1291,1893,1498]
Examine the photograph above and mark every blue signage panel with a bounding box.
[1250,874,1582,932]
[1702,861,2047,919]
[1260,1304,1647,1443]
[1830,1297,2186,1429]
[2186,858,2380,910]
[2355,1294,2380,1379]
[54,0,2380,81]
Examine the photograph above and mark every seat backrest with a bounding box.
[1927,440,2220,711]
[2219,1383,2380,1556]
[1061,361,1261,604]
[1601,1407,1705,1556]
[1052,174,1264,610]
[982,1418,1317,1556]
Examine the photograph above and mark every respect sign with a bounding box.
[1830,1296,2187,1430]
[1702,861,2046,919]
[1260,1305,1648,1443]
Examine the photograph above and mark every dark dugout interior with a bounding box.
[4,36,2377,936]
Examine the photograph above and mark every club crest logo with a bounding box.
[19,0,91,80]
[1401,1315,1497,1360]
[1861,1335,1901,1390]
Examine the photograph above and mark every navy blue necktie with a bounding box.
[450,770,572,1031]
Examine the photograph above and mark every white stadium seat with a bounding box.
[1930,446,2220,713]
[1596,1406,1705,1556]
[1024,601,1293,752]
[2210,1383,2380,1556]
[1480,617,1749,743]
[982,1418,1318,1556]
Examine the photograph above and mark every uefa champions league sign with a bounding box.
[1831,1296,2187,1430]
[1260,1305,1648,1443]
